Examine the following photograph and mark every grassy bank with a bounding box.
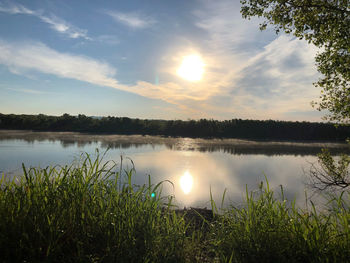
[0,153,349,262]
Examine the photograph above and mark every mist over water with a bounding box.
[1,131,349,209]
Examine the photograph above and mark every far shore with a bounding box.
[1,129,349,156]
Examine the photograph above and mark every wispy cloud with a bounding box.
[38,14,89,39]
[0,2,90,39]
[194,1,274,58]
[96,35,120,45]
[0,40,118,88]
[231,35,321,120]
[106,10,156,29]
[0,2,34,15]
[0,38,222,115]
[6,87,50,95]
[186,0,323,121]
[0,35,319,121]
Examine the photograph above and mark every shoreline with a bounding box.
[1,129,349,156]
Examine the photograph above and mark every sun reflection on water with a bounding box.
[180,171,193,194]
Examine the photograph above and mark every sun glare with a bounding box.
[177,54,205,82]
[180,171,194,194]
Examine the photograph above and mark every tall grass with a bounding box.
[0,152,193,262]
[1,153,350,262]
[209,181,350,263]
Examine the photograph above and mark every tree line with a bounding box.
[0,113,349,141]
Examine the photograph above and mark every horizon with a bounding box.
[0,0,324,122]
[0,112,337,124]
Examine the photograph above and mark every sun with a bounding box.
[176,54,205,82]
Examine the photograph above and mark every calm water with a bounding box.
[1,130,349,209]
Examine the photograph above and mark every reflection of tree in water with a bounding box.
[194,145,350,157]
[60,140,95,148]
[100,141,151,149]
[165,140,350,156]
[1,131,350,156]
[61,140,77,148]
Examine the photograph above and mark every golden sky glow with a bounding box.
[176,54,205,82]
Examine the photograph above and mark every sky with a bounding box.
[0,0,325,121]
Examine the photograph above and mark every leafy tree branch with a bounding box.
[241,0,350,123]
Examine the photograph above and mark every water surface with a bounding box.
[1,130,349,209]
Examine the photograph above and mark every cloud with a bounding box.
[186,0,323,120]
[106,10,156,29]
[0,2,90,39]
[0,40,118,88]
[233,35,320,115]
[0,2,34,15]
[6,87,51,95]
[39,14,89,39]
[96,35,120,45]
[0,39,227,119]
[194,0,274,57]
[0,34,319,121]
[182,35,322,121]
[0,0,323,122]
[0,39,198,106]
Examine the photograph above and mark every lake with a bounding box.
[1,130,349,210]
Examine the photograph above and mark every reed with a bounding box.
[209,181,350,262]
[1,152,349,262]
[0,152,193,262]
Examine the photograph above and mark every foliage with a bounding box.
[308,148,350,190]
[1,155,350,262]
[1,113,350,141]
[240,0,350,123]
[0,152,194,263]
[210,181,350,263]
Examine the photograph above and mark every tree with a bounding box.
[240,0,350,123]
[308,149,350,190]
[241,1,350,191]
